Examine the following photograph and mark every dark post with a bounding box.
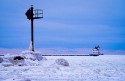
[25,5,43,52]
[30,5,34,51]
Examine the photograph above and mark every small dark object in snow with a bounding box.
[14,56,24,60]
[0,57,3,63]
[56,58,69,66]
[9,56,25,65]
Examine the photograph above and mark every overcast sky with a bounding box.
[0,0,125,50]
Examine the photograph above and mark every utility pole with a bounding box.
[25,5,43,52]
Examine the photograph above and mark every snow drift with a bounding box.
[55,58,69,66]
[0,55,125,81]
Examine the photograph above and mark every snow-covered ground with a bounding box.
[0,55,125,81]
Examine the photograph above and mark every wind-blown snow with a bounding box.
[0,55,125,81]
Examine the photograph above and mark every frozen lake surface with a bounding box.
[0,55,125,81]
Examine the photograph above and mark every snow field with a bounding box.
[0,55,125,81]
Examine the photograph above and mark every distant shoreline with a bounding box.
[0,48,125,55]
